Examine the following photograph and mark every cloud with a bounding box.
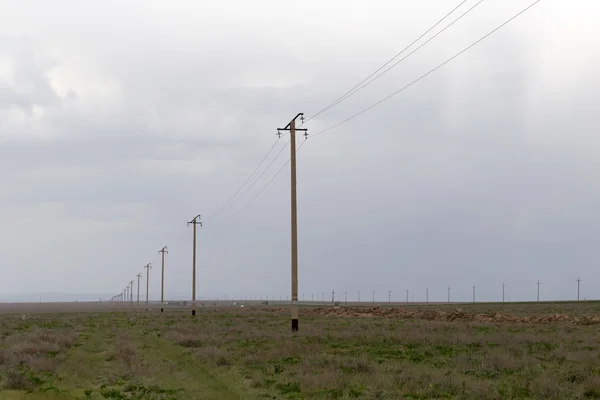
[0,0,599,303]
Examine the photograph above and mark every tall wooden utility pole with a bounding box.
[426,288,429,304]
[159,246,168,312]
[388,290,391,303]
[277,113,307,332]
[472,285,476,303]
[188,215,202,316]
[536,280,541,302]
[144,263,152,310]
[577,277,582,301]
[137,273,142,309]
[502,282,506,302]
[447,287,451,303]
[406,289,409,303]
[331,289,335,303]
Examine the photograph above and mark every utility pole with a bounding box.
[332,289,335,303]
[144,263,152,310]
[472,285,476,303]
[130,280,134,307]
[277,113,307,332]
[344,292,347,305]
[159,246,168,312]
[426,288,429,304]
[188,214,202,316]
[406,289,409,303]
[502,282,506,302]
[536,280,541,302]
[372,290,375,304]
[577,277,582,301]
[447,287,451,303]
[388,290,391,303]
[136,273,142,309]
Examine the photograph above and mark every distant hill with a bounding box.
[0,292,250,303]
[0,292,113,303]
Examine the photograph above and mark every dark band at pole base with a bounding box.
[160,308,164,312]
[291,319,299,331]
[192,309,196,316]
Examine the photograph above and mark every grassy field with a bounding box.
[2,302,600,399]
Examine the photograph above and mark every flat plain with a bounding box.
[2,301,600,399]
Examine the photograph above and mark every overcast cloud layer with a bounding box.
[1,0,599,303]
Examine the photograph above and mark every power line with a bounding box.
[207,138,282,220]
[309,0,487,122]
[227,139,308,220]
[310,0,542,140]
[304,0,470,124]
[211,139,290,221]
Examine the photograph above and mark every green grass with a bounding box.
[3,303,600,399]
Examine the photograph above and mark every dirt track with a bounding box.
[261,306,600,325]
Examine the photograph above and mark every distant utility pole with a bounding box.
[372,290,375,304]
[159,246,168,312]
[426,288,429,304]
[130,280,134,307]
[136,273,142,309]
[536,280,541,302]
[188,214,202,316]
[388,290,391,303]
[447,287,451,303]
[144,263,152,310]
[344,292,347,305]
[277,113,307,332]
[472,285,476,303]
[332,289,335,303]
[406,289,409,303]
[577,277,582,301]
[502,282,506,303]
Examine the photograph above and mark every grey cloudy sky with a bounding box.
[1,0,599,303]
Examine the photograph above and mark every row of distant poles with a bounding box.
[109,114,303,332]
[266,277,584,304]
[110,213,204,316]
[110,258,158,312]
